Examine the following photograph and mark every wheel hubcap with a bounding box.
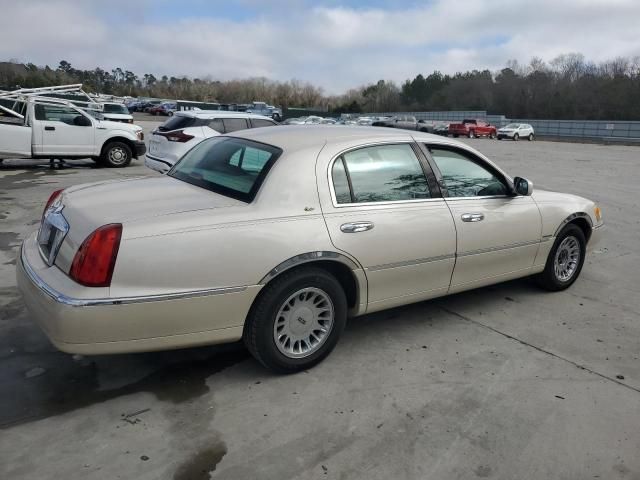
[554,236,580,282]
[109,147,126,164]
[273,287,334,359]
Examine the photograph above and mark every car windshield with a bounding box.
[505,123,520,128]
[103,104,129,114]
[168,137,283,202]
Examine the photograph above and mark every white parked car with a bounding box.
[99,102,134,124]
[498,123,535,141]
[17,127,603,373]
[145,111,278,173]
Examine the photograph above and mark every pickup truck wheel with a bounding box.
[468,130,474,138]
[528,133,534,141]
[101,141,132,168]
[243,267,347,373]
[535,224,586,291]
[453,134,459,138]
[513,133,519,141]
[489,131,496,139]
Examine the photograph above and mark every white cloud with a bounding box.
[1,0,639,93]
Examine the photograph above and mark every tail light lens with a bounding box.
[70,224,122,287]
[157,130,194,142]
[42,189,64,221]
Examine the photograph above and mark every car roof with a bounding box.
[228,125,460,152]
[175,111,273,120]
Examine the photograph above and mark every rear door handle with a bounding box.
[44,126,55,131]
[461,213,484,222]
[340,221,374,233]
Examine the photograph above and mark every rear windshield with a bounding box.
[168,137,282,202]
[159,115,198,131]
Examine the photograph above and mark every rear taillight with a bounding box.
[158,130,194,142]
[70,224,122,287]
[42,189,64,221]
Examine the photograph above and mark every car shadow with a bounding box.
[1,277,536,429]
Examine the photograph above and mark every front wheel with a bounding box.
[243,267,347,373]
[489,131,496,139]
[101,141,132,168]
[528,133,534,141]
[272,113,281,122]
[468,130,475,138]
[513,133,519,141]
[535,224,586,291]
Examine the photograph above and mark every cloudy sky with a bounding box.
[1,0,639,93]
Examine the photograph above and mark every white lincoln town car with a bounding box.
[17,126,603,372]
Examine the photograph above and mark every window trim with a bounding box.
[421,143,517,199]
[326,141,443,208]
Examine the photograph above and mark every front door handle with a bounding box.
[340,221,374,233]
[44,126,55,131]
[461,213,484,222]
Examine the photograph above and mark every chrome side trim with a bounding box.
[368,254,455,272]
[20,246,246,307]
[259,251,360,284]
[553,212,593,237]
[458,239,542,257]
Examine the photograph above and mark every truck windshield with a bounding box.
[168,137,283,202]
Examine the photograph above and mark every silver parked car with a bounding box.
[18,127,602,372]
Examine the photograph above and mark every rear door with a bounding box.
[32,103,94,156]
[0,102,31,157]
[424,144,542,292]
[318,141,457,312]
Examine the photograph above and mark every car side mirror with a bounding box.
[514,177,533,196]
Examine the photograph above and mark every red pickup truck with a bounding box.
[448,119,497,139]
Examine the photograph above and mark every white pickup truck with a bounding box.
[0,85,145,168]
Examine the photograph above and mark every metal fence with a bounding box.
[363,110,640,143]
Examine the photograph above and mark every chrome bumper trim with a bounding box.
[20,246,247,307]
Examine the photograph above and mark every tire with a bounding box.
[535,224,586,291]
[243,267,347,373]
[453,134,459,138]
[168,111,174,117]
[489,131,496,139]
[468,130,475,138]
[497,137,502,141]
[513,133,519,141]
[528,133,534,141]
[101,141,132,168]
[272,113,281,122]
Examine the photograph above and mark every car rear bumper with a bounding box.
[145,154,174,173]
[16,232,258,355]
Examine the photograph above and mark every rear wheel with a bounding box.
[101,141,132,168]
[535,224,586,291]
[243,267,347,373]
[468,130,475,138]
[513,133,519,141]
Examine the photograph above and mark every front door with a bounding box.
[318,142,457,313]
[424,144,542,292]
[32,103,95,156]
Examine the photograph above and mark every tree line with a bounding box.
[1,53,639,120]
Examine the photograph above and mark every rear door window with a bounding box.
[335,144,431,204]
[207,118,224,133]
[223,118,249,132]
[251,118,276,128]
